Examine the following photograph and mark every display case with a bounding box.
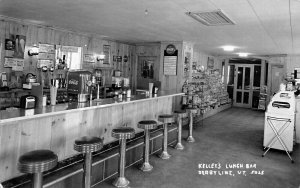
[182,68,231,119]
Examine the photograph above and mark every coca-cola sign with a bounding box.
[68,79,78,85]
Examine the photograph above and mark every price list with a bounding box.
[163,56,177,75]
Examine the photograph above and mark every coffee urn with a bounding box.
[67,70,92,102]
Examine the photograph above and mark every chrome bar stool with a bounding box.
[112,127,135,187]
[74,136,103,188]
[186,108,198,143]
[138,120,158,172]
[18,150,58,188]
[158,114,175,159]
[174,110,188,150]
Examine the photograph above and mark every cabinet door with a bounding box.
[137,56,157,89]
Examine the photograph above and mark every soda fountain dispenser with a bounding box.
[67,70,92,102]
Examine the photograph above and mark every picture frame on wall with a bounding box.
[207,57,214,69]
[103,45,110,64]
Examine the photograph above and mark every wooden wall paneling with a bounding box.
[145,99,156,120]
[54,30,62,45]
[93,107,107,141]
[0,122,21,181]
[0,21,6,70]
[105,104,124,144]
[139,100,150,121]
[110,41,117,70]
[63,111,82,158]
[81,108,98,137]
[97,106,113,143]
[123,44,128,77]
[122,102,139,131]
[19,117,52,152]
[130,45,136,90]
[114,43,120,70]
[50,114,69,160]
[37,26,47,44]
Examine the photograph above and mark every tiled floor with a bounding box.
[96,107,300,188]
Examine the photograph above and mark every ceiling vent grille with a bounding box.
[186,9,235,26]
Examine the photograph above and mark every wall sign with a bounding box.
[163,44,178,76]
[39,43,55,53]
[61,45,79,52]
[83,54,95,63]
[117,56,122,62]
[103,45,110,64]
[4,58,24,71]
[4,35,26,58]
[207,57,214,69]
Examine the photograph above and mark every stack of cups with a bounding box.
[149,83,154,95]
[50,86,57,105]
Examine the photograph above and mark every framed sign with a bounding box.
[83,54,95,63]
[39,43,55,53]
[163,44,178,75]
[61,45,79,53]
[207,57,214,69]
[103,45,110,64]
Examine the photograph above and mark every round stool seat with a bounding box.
[158,114,175,124]
[138,120,158,130]
[74,136,103,153]
[174,110,188,118]
[18,150,58,174]
[112,127,135,139]
[186,108,198,114]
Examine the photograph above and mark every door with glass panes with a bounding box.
[233,65,254,108]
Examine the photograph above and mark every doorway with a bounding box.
[228,59,262,108]
[233,64,254,108]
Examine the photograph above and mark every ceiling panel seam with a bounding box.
[288,0,294,55]
[245,0,283,53]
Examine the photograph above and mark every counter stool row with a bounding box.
[17,108,198,188]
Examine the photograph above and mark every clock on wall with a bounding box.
[165,44,177,55]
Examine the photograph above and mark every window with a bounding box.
[221,60,225,83]
[57,46,82,70]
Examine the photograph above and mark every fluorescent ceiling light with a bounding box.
[222,45,236,51]
[237,52,249,57]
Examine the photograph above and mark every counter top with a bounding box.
[0,90,184,123]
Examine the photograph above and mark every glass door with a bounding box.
[233,64,254,108]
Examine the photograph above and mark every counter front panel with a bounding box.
[0,91,183,181]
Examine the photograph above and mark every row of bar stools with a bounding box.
[17,109,195,188]
[138,120,158,172]
[174,110,188,150]
[74,136,103,188]
[158,114,175,160]
[112,127,135,188]
[186,107,198,143]
[18,150,58,188]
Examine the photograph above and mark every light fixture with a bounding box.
[96,52,105,62]
[237,52,249,57]
[222,45,236,52]
[28,44,39,56]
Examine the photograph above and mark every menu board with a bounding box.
[4,58,24,71]
[163,56,177,75]
[62,45,78,52]
[83,54,95,63]
[39,43,55,53]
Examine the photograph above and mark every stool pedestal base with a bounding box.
[139,162,153,172]
[33,173,42,188]
[187,136,195,143]
[174,143,184,150]
[113,177,130,188]
[158,151,171,160]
